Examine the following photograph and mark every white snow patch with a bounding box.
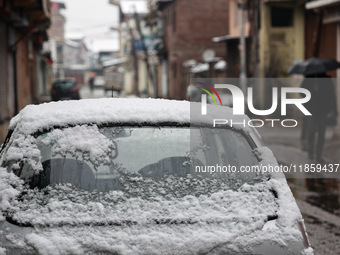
[8,98,253,137]
[0,167,23,221]
[0,247,6,255]
[41,125,114,166]
[9,99,190,135]
[256,147,303,225]
[1,134,42,174]
[191,63,209,73]
[6,179,305,254]
[214,60,227,70]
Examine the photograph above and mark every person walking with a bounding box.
[301,73,337,163]
[89,76,94,92]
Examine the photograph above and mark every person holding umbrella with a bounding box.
[88,72,96,92]
[288,58,340,163]
[302,73,337,162]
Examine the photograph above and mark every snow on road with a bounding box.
[297,199,340,255]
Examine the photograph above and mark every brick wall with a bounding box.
[16,37,33,110]
[162,0,229,99]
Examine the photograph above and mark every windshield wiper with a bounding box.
[6,214,34,227]
[5,215,278,228]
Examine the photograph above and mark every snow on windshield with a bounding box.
[0,125,115,176]
[4,179,282,254]
[2,178,306,254]
[1,133,43,174]
[9,180,276,226]
[0,167,23,222]
[39,125,115,167]
[0,147,306,254]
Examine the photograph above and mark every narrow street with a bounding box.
[258,125,340,255]
[79,85,117,99]
[79,85,138,99]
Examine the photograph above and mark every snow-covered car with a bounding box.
[0,99,313,255]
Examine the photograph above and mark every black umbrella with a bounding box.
[287,57,340,76]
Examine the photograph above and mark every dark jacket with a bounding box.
[301,74,337,115]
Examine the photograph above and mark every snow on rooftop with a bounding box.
[120,0,148,14]
[9,98,251,136]
[10,99,188,134]
[102,57,128,67]
[64,40,80,48]
[66,32,84,40]
[214,60,227,70]
[191,63,209,73]
[87,38,119,53]
[182,59,197,68]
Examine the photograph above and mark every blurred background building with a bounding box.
[0,0,51,142]
[1,0,340,141]
[0,1,339,253]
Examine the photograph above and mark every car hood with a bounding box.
[0,148,311,254]
[0,179,308,255]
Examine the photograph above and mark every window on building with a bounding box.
[271,7,294,27]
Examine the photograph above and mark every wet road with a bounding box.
[79,85,116,99]
[79,85,137,99]
[258,126,340,255]
[288,178,340,255]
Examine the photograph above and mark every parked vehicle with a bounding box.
[104,66,123,94]
[0,99,313,255]
[93,76,106,89]
[51,78,80,101]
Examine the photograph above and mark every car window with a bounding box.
[53,81,74,89]
[6,125,260,194]
[1,125,276,228]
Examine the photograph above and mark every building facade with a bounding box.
[0,0,51,143]
[47,1,66,79]
[157,0,229,99]
[305,0,340,129]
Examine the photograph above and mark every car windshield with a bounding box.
[2,125,278,228]
[14,125,262,196]
[53,80,74,89]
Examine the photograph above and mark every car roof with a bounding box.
[9,98,258,140]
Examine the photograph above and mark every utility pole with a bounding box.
[109,0,139,96]
[254,0,259,78]
[239,0,247,93]
[130,27,140,96]
[134,12,157,97]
